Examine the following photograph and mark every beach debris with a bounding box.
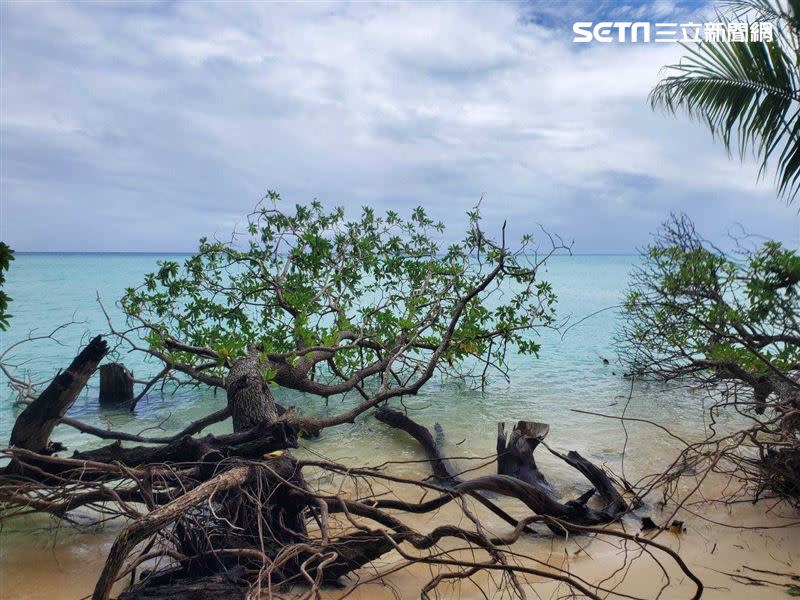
[496,420,555,494]
[377,408,630,533]
[0,335,704,600]
[640,516,659,531]
[668,520,686,534]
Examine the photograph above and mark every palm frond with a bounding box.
[651,1,800,201]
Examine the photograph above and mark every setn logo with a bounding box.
[574,21,774,43]
[573,22,651,43]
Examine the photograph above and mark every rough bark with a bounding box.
[119,570,249,600]
[92,464,255,600]
[4,421,299,484]
[96,457,312,600]
[98,362,134,406]
[545,446,628,517]
[227,347,279,432]
[9,335,108,453]
[372,408,539,535]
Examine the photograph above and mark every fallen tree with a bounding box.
[110,197,569,437]
[0,201,704,598]
[375,406,630,531]
[0,346,702,599]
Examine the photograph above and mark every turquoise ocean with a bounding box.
[0,253,726,482]
[1,252,754,600]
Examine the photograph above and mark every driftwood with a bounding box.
[0,422,703,600]
[497,421,553,492]
[73,421,297,467]
[92,463,257,600]
[99,362,134,406]
[5,421,299,486]
[374,405,542,534]
[375,407,628,532]
[118,570,250,600]
[9,335,108,453]
[375,405,455,481]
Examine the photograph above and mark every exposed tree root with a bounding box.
[1,338,703,600]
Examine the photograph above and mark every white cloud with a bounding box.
[1,0,797,252]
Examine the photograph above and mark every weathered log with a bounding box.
[92,464,255,600]
[375,405,455,481]
[95,457,313,600]
[98,362,134,406]
[376,407,628,533]
[374,407,538,535]
[9,335,108,453]
[293,529,397,582]
[545,445,628,516]
[3,420,299,486]
[119,570,249,600]
[497,421,554,494]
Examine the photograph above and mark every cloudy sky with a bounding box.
[1,0,798,253]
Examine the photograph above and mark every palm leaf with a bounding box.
[651,0,800,201]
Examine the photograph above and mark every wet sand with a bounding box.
[2,451,798,600]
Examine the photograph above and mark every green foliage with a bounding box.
[620,215,799,381]
[650,0,800,201]
[0,242,15,331]
[122,193,560,391]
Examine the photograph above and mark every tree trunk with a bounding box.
[98,362,134,406]
[119,571,249,600]
[73,421,298,468]
[10,335,108,453]
[226,347,279,433]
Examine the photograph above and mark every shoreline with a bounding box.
[2,441,798,599]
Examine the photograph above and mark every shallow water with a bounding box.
[0,253,718,461]
[0,253,795,599]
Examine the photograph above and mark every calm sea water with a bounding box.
[0,253,727,481]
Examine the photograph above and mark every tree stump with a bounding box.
[99,363,134,406]
[497,420,554,493]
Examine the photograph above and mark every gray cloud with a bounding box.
[1,0,798,252]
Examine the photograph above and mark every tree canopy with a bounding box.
[0,242,14,331]
[620,214,799,407]
[118,194,565,431]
